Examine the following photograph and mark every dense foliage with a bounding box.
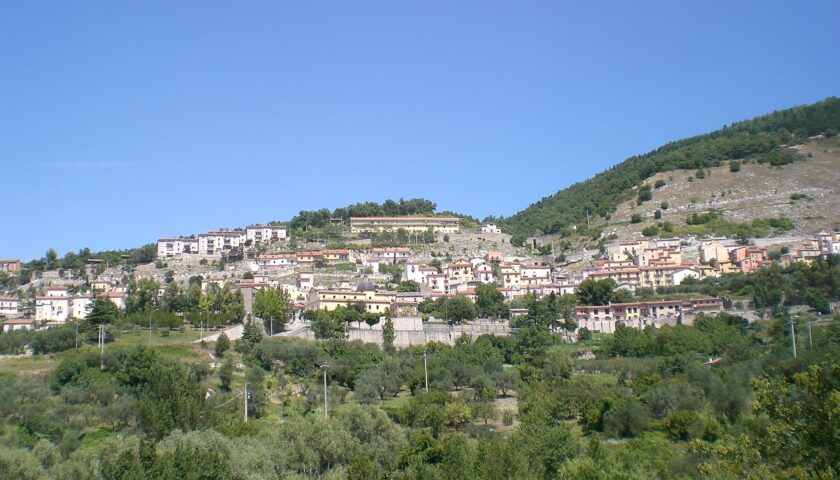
[505,97,840,236]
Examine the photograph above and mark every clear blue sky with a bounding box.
[2,1,838,261]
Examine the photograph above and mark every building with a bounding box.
[309,289,395,315]
[729,246,767,274]
[479,224,502,234]
[256,253,297,270]
[425,274,449,293]
[350,216,460,233]
[0,259,21,273]
[156,238,199,258]
[816,231,840,256]
[0,296,19,317]
[320,250,350,263]
[575,298,724,333]
[499,263,521,288]
[445,259,473,283]
[3,319,35,332]
[473,263,495,283]
[245,224,287,244]
[369,247,411,264]
[36,295,71,322]
[521,264,551,288]
[198,231,246,256]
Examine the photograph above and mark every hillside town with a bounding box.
[3,215,839,342]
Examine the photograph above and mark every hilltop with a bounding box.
[504,97,840,239]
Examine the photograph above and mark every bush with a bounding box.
[729,160,741,172]
[654,179,666,189]
[654,210,662,220]
[637,186,653,204]
[631,213,644,224]
[642,226,660,237]
[502,410,514,426]
[660,201,669,210]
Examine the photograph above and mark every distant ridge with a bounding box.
[503,97,840,237]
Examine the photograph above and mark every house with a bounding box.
[70,296,93,319]
[0,296,19,317]
[3,319,35,332]
[672,268,700,286]
[0,259,21,273]
[198,231,246,256]
[320,250,350,263]
[816,231,840,256]
[473,263,494,283]
[499,263,521,288]
[157,237,199,258]
[403,263,424,284]
[521,264,551,288]
[445,259,473,283]
[480,224,502,234]
[245,224,287,245]
[296,251,322,264]
[105,292,127,310]
[699,241,733,264]
[369,247,411,264]
[484,251,502,263]
[309,289,395,314]
[729,246,767,274]
[298,270,315,292]
[256,253,297,270]
[36,295,70,322]
[424,274,449,293]
[349,216,460,233]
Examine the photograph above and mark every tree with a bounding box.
[493,369,518,397]
[576,278,617,306]
[218,357,234,391]
[475,284,509,319]
[214,333,230,357]
[441,295,476,325]
[382,316,395,353]
[241,317,263,349]
[253,286,293,333]
[542,345,573,383]
[397,280,420,292]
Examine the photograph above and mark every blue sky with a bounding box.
[2,1,838,261]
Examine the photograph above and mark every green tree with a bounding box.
[218,357,234,391]
[214,332,230,357]
[475,284,509,319]
[253,286,293,333]
[441,295,476,324]
[576,278,617,306]
[382,316,395,353]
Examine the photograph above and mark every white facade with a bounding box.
[521,265,551,287]
[36,296,71,322]
[350,216,460,233]
[198,231,246,256]
[246,224,287,245]
[257,254,297,270]
[0,297,19,317]
[370,248,411,264]
[71,296,93,319]
[157,238,199,258]
[3,319,35,332]
[672,268,700,286]
[480,224,502,234]
[474,263,495,283]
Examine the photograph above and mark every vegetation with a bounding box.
[505,97,840,236]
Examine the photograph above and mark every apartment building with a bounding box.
[3,319,35,332]
[499,263,521,288]
[198,231,246,256]
[575,298,723,333]
[521,264,551,288]
[474,263,494,283]
[445,259,473,283]
[157,237,199,258]
[349,216,460,233]
[245,224,287,244]
[729,246,767,274]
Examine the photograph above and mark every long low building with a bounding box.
[349,216,460,233]
[575,297,724,333]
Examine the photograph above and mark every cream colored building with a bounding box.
[245,224,287,244]
[350,216,460,233]
[0,296,19,317]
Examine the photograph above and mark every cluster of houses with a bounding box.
[0,285,127,332]
[157,224,288,258]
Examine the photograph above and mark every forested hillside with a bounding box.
[504,97,840,236]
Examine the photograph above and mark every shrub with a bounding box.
[654,179,666,189]
[654,210,662,220]
[637,185,653,204]
[642,226,660,237]
[631,213,644,224]
[729,160,741,172]
[660,201,669,210]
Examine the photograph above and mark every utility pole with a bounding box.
[423,349,429,393]
[244,383,248,422]
[808,316,813,348]
[321,364,329,419]
[99,324,105,369]
[149,310,152,347]
[788,313,797,359]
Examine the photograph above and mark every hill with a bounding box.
[504,97,840,238]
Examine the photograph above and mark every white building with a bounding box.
[70,296,93,319]
[246,224,287,245]
[521,264,551,288]
[198,231,246,256]
[3,319,35,332]
[0,296,19,317]
[36,295,71,322]
[480,224,502,234]
[369,247,411,264]
[157,237,199,258]
[257,254,297,270]
[474,263,495,283]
